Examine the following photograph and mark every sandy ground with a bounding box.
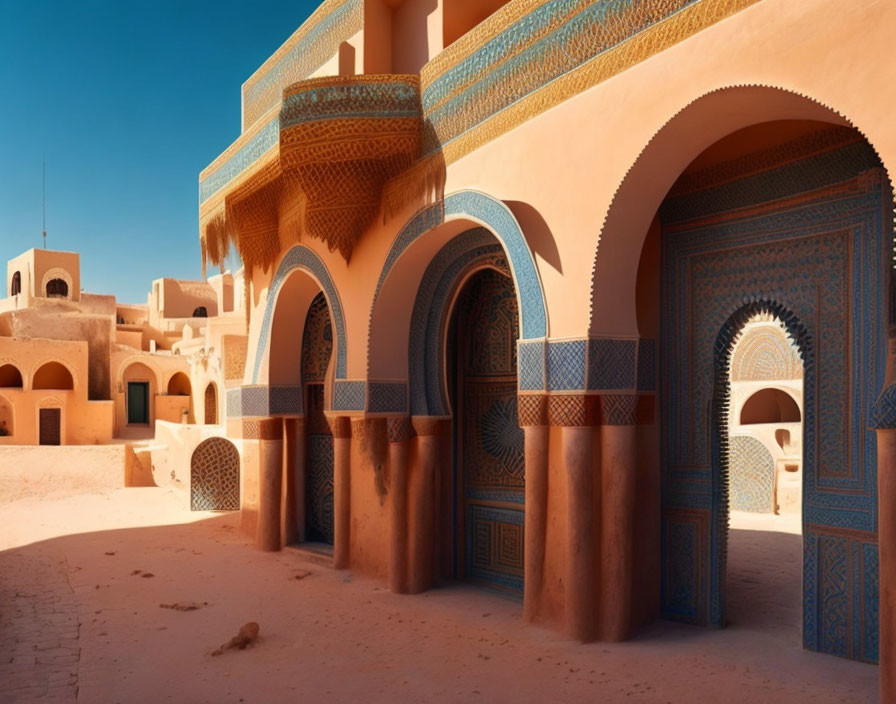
[0,486,878,704]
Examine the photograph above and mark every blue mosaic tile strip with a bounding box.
[517,340,545,391]
[225,386,272,418]
[546,340,586,391]
[269,385,302,416]
[332,380,366,412]
[225,388,242,418]
[199,116,280,204]
[637,338,657,392]
[367,382,408,414]
[587,338,636,391]
[252,245,346,384]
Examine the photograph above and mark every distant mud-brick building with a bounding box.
[196,1,896,699]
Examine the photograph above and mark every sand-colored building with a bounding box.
[0,247,248,451]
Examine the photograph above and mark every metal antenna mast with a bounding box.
[42,156,47,249]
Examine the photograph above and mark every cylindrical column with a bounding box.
[256,418,283,552]
[408,417,444,593]
[280,418,304,547]
[878,426,896,702]
[329,416,352,569]
[523,423,549,621]
[388,417,414,593]
[599,422,638,641]
[563,425,595,641]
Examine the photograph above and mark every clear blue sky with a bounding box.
[0,0,317,303]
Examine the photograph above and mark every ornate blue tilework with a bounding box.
[587,338,636,390]
[199,116,280,205]
[374,191,547,345]
[225,385,271,418]
[546,340,586,391]
[332,380,366,412]
[517,341,546,391]
[870,384,896,429]
[269,385,302,416]
[252,245,346,384]
[637,338,657,392]
[367,382,408,414]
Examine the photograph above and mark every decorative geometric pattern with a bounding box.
[869,384,896,429]
[546,340,586,391]
[730,323,803,381]
[332,380,366,411]
[190,437,240,511]
[224,336,248,381]
[269,386,302,416]
[386,416,415,444]
[637,338,657,392]
[728,435,775,513]
[517,394,548,427]
[418,0,761,166]
[465,504,524,593]
[306,434,335,544]
[302,292,333,384]
[517,341,545,391]
[252,245,346,384]
[226,386,270,418]
[587,338,636,390]
[659,134,887,660]
[367,382,407,414]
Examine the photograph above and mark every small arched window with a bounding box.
[46,278,69,298]
[10,271,21,296]
[192,306,208,317]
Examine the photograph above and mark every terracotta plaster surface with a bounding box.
[0,483,876,703]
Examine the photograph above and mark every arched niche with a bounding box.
[167,372,191,396]
[32,361,74,390]
[740,388,802,425]
[0,364,23,388]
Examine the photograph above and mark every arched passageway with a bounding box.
[625,105,889,664]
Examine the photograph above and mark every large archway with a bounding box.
[618,95,890,664]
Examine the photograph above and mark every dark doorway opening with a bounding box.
[127,382,149,425]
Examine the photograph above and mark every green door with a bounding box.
[127,382,149,424]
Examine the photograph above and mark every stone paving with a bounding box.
[0,549,80,703]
